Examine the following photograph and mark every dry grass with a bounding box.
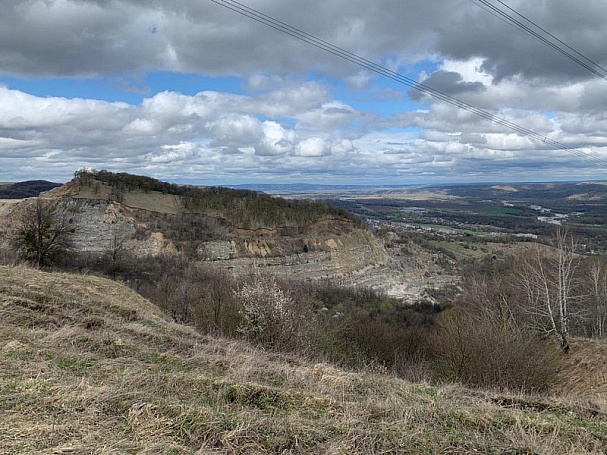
[70,181,182,214]
[2,265,607,454]
[551,338,607,400]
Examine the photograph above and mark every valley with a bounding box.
[2,172,607,453]
[0,172,462,302]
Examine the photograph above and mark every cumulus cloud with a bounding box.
[2,0,604,85]
[295,137,330,157]
[296,102,359,130]
[411,70,485,102]
[347,71,372,89]
[207,115,262,148]
[255,121,296,156]
[147,142,200,164]
[1,1,607,182]
[432,0,607,84]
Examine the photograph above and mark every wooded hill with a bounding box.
[73,169,361,230]
[0,180,62,199]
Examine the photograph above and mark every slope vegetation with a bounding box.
[1,265,606,454]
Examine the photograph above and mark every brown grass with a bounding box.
[1,265,607,454]
[70,180,182,214]
[551,338,607,399]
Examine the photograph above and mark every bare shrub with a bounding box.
[346,317,433,378]
[235,274,313,353]
[0,246,20,266]
[13,198,76,266]
[431,307,562,393]
[191,267,240,336]
[101,228,131,279]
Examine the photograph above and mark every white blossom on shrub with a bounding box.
[235,274,309,350]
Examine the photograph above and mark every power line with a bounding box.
[468,0,607,83]
[494,0,607,77]
[211,0,607,167]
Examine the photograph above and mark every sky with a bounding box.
[1,0,607,185]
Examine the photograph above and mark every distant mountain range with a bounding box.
[228,183,427,194]
[0,180,62,199]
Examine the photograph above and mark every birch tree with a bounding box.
[519,228,578,352]
[587,258,607,338]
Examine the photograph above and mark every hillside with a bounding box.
[0,180,62,199]
[45,172,381,261]
[1,171,457,299]
[2,265,607,454]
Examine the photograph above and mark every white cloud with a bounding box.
[295,137,330,157]
[296,101,359,130]
[1,79,606,184]
[244,74,287,92]
[439,58,492,85]
[147,142,200,163]
[347,71,372,89]
[2,0,607,183]
[123,118,155,134]
[255,121,296,156]
[207,115,262,148]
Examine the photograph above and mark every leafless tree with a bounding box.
[519,228,579,352]
[14,198,76,267]
[197,267,236,334]
[586,258,607,338]
[102,228,130,279]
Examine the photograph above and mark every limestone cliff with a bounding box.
[0,174,456,300]
[0,177,387,272]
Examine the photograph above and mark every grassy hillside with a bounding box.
[1,265,606,454]
[70,169,360,230]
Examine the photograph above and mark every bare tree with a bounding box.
[519,228,579,352]
[14,198,75,267]
[201,267,236,334]
[102,228,130,279]
[587,258,607,338]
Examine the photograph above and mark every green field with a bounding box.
[476,207,523,216]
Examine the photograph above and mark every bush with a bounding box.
[0,247,19,266]
[431,307,562,393]
[235,274,313,353]
[14,198,76,266]
[347,317,433,380]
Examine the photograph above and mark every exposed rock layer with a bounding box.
[0,181,457,300]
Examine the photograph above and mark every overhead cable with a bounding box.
[469,0,607,83]
[211,0,607,167]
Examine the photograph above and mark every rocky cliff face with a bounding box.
[80,198,457,299]
[0,181,457,301]
[0,200,20,248]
